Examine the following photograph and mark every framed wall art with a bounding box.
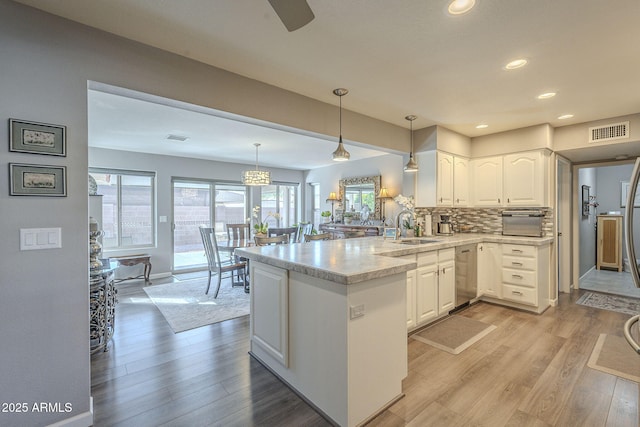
[9,118,66,156]
[581,185,590,217]
[10,163,67,196]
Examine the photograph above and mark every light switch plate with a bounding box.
[350,304,365,319]
[20,228,62,250]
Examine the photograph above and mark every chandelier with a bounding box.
[242,143,271,186]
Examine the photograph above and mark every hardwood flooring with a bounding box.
[92,279,639,426]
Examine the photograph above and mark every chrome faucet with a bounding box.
[394,209,413,240]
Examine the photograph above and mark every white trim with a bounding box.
[46,397,93,427]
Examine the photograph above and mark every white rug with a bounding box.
[143,278,249,333]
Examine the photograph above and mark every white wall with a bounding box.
[471,124,553,158]
[89,147,304,274]
[304,154,407,225]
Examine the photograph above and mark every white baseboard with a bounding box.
[578,265,596,282]
[46,397,93,427]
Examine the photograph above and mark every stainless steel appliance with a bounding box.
[454,244,477,310]
[623,158,640,354]
[502,210,544,237]
[437,214,453,235]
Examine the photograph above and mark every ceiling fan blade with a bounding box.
[267,0,315,32]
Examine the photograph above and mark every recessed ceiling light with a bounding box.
[504,59,528,70]
[475,124,488,129]
[448,0,476,15]
[537,92,556,99]
[557,114,574,120]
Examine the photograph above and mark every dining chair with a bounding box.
[268,226,297,243]
[255,234,289,246]
[199,226,247,297]
[226,223,250,240]
[342,230,366,239]
[295,222,313,242]
[304,232,331,242]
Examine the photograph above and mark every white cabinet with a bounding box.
[477,242,501,299]
[453,156,469,206]
[471,156,503,206]
[471,150,549,207]
[436,152,454,206]
[406,249,455,331]
[415,151,469,207]
[500,244,550,313]
[503,151,546,206]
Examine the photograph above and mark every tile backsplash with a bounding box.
[415,207,554,237]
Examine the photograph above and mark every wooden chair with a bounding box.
[255,234,289,246]
[226,223,250,240]
[304,232,331,242]
[342,230,366,239]
[295,223,313,242]
[199,226,247,297]
[268,226,297,243]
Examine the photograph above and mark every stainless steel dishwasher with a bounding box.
[455,244,477,310]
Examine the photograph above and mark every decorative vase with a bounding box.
[344,217,352,224]
[405,229,415,238]
[323,217,330,223]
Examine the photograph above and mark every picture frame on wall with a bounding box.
[620,181,640,208]
[9,118,66,156]
[581,185,590,217]
[10,163,67,196]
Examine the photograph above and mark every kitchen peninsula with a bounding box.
[236,234,553,426]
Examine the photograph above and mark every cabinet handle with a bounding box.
[456,198,459,203]
[508,198,510,203]
[512,274,523,279]
[512,261,523,266]
[479,245,484,251]
[439,197,443,203]
[512,249,523,253]
[498,198,501,203]
[512,290,523,296]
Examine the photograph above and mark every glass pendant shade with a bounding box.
[242,143,271,186]
[404,115,418,172]
[332,88,351,161]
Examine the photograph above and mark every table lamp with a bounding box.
[326,192,340,223]
[377,187,393,224]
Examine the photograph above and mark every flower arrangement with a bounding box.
[394,194,415,211]
[252,206,281,234]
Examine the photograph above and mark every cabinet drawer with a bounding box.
[417,251,437,267]
[502,284,537,306]
[502,268,536,288]
[438,248,455,262]
[502,244,536,258]
[502,255,536,271]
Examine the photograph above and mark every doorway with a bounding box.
[172,179,248,271]
[556,156,572,294]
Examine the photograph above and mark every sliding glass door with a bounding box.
[172,180,248,271]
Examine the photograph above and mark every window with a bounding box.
[344,185,375,213]
[260,183,299,227]
[90,168,156,249]
[309,183,320,226]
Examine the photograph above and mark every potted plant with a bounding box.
[343,211,354,224]
[252,206,281,236]
[403,218,415,238]
[321,210,331,223]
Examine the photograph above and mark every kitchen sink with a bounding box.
[396,239,440,245]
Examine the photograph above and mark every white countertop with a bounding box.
[236,233,554,285]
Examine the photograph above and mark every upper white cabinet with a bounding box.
[453,156,469,206]
[471,150,549,207]
[470,156,503,206]
[436,152,454,206]
[416,151,469,207]
[503,151,546,206]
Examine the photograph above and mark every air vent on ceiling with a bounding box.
[166,134,189,142]
[588,121,629,143]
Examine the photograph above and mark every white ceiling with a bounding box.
[15,0,640,166]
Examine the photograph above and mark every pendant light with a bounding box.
[332,88,351,161]
[242,143,271,186]
[404,115,418,172]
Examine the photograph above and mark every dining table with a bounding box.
[217,239,254,292]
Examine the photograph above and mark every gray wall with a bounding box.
[90,147,304,275]
[0,2,406,425]
[578,168,597,277]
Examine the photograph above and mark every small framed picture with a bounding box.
[10,163,67,197]
[9,119,66,156]
[383,227,398,239]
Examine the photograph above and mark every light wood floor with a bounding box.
[91,279,639,426]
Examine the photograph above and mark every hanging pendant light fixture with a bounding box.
[332,88,351,161]
[404,115,418,172]
[242,143,271,186]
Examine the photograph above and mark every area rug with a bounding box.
[411,315,497,355]
[143,278,249,333]
[576,292,640,316]
[588,334,640,382]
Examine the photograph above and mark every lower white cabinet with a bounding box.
[477,242,501,299]
[406,249,455,331]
